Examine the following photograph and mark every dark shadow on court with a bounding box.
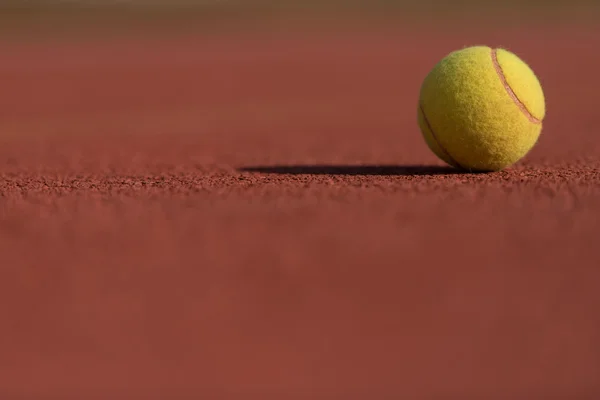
[238,164,464,176]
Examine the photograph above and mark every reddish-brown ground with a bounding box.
[1,21,599,399]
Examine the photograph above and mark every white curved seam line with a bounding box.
[491,48,541,125]
[419,104,464,170]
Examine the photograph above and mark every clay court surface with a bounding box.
[1,15,599,398]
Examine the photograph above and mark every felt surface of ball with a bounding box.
[417,46,546,171]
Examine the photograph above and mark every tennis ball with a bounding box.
[417,46,546,171]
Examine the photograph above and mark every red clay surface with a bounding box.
[1,22,599,399]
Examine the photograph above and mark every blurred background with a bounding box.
[2,0,599,35]
[1,0,598,169]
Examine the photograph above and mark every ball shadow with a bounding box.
[238,164,467,176]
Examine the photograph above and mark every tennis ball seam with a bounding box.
[418,104,464,169]
[491,48,541,125]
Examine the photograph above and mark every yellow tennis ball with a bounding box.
[417,46,546,171]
